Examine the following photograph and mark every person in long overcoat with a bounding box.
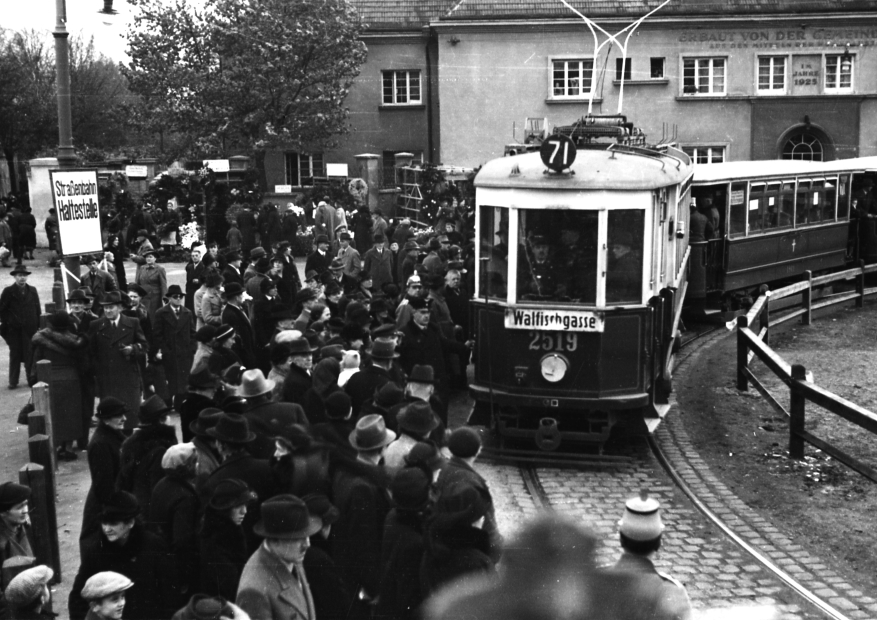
[17,207,36,260]
[29,311,90,460]
[134,250,168,321]
[117,396,178,522]
[0,266,40,389]
[263,204,282,250]
[238,369,309,460]
[363,234,395,292]
[104,234,128,293]
[81,256,118,312]
[81,398,129,545]
[199,479,256,602]
[313,201,336,241]
[236,207,258,255]
[221,284,258,370]
[301,494,352,620]
[281,206,300,246]
[88,292,148,430]
[152,285,195,402]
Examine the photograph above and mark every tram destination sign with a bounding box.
[505,308,604,332]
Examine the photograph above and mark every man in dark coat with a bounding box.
[344,338,402,417]
[81,255,119,312]
[278,242,302,303]
[305,235,333,278]
[81,398,129,545]
[69,491,175,620]
[184,245,206,313]
[88,292,148,430]
[0,265,40,389]
[117,396,178,522]
[178,369,217,444]
[152,284,195,404]
[238,369,309,459]
[326,258,359,297]
[331,415,393,606]
[202,413,276,554]
[279,338,316,407]
[221,282,258,370]
[362,234,394,292]
[236,207,258,255]
[221,252,245,287]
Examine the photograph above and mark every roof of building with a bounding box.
[355,0,875,31]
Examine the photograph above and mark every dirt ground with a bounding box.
[677,299,877,594]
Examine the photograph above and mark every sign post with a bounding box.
[50,169,103,302]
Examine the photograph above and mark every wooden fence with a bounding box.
[736,261,877,483]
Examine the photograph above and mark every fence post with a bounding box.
[856,260,865,309]
[789,364,807,460]
[18,464,61,582]
[760,285,770,346]
[31,376,55,474]
[736,314,749,392]
[27,435,56,500]
[802,270,813,325]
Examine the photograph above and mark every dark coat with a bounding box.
[198,509,249,602]
[444,285,470,340]
[344,364,395,418]
[331,459,392,599]
[0,283,40,333]
[236,209,258,251]
[221,303,257,370]
[68,524,174,620]
[305,249,333,277]
[152,304,195,397]
[81,423,126,542]
[149,472,200,607]
[281,212,300,244]
[397,320,466,392]
[303,543,353,620]
[178,392,216,444]
[435,457,501,563]
[88,314,148,429]
[362,247,394,292]
[243,399,310,459]
[80,269,118,311]
[29,328,89,443]
[117,423,178,521]
[185,260,207,311]
[420,524,495,598]
[222,264,244,287]
[376,509,426,620]
[280,364,312,407]
[310,420,357,465]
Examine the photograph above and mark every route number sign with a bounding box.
[539,134,577,172]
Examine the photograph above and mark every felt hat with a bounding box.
[80,571,133,601]
[314,234,329,245]
[288,337,317,355]
[140,248,158,257]
[207,413,256,444]
[304,270,319,283]
[324,392,352,420]
[270,342,293,366]
[136,229,149,238]
[4,565,53,607]
[319,344,344,362]
[208,478,257,511]
[166,284,184,297]
[408,364,434,385]
[253,495,321,540]
[0,483,30,512]
[249,247,266,259]
[329,258,344,271]
[188,407,223,437]
[374,232,386,243]
[296,288,317,304]
[95,397,130,420]
[334,223,347,233]
[254,257,271,273]
[138,395,171,425]
[404,440,444,471]
[99,291,125,306]
[618,490,664,541]
[432,481,488,530]
[78,286,95,299]
[326,317,345,332]
[302,493,340,526]
[349,414,396,451]
[66,289,89,303]
[370,323,396,340]
[339,231,352,241]
[226,251,241,263]
[219,394,249,414]
[373,382,405,408]
[174,594,236,620]
[47,311,73,331]
[223,282,244,298]
[370,339,399,360]
[214,324,235,343]
[407,296,429,311]
[127,283,148,298]
[397,401,439,435]
[403,240,420,252]
[100,491,140,522]
[447,427,482,458]
[390,467,431,511]
[237,369,275,398]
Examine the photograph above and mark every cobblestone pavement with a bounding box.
[473,331,875,619]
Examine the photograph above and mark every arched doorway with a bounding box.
[776,123,836,161]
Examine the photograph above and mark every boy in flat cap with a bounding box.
[4,564,53,619]
[80,571,132,620]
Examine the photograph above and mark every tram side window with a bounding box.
[606,210,644,305]
[838,175,851,220]
[821,179,837,221]
[761,183,790,231]
[796,181,811,224]
[516,210,599,304]
[779,182,795,228]
[479,206,508,299]
[748,183,766,234]
[729,182,747,237]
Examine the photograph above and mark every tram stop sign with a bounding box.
[539,134,577,173]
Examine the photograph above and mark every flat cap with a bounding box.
[80,571,133,601]
[4,565,53,607]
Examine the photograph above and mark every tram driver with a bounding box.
[518,234,557,300]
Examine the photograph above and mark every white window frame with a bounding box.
[682,146,726,165]
[824,54,854,94]
[549,57,595,100]
[682,56,727,96]
[382,70,422,105]
[757,55,787,94]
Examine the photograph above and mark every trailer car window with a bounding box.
[838,175,851,220]
[796,181,811,225]
[821,179,837,221]
[780,182,795,228]
[729,182,747,237]
[748,183,766,233]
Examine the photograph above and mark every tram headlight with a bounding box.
[540,354,569,383]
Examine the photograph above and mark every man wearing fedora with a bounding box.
[81,255,119,314]
[67,288,99,335]
[203,413,276,554]
[69,491,173,620]
[0,265,40,389]
[237,495,321,620]
[362,233,394,292]
[384,401,440,476]
[344,338,404,417]
[153,284,195,404]
[238,369,309,459]
[336,231,361,279]
[331,414,394,609]
[305,235,333,279]
[327,258,358,297]
[88,291,148,428]
[222,282,258,370]
[279,337,316,407]
[222,251,245,287]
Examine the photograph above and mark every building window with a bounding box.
[825,54,853,92]
[285,152,323,186]
[758,56,786,92]
[382,70,421,105]
[615,58,631,81]
[552,59,594,98]
[650,58,665,79]
[682,57,726,95]
[782,134,823,161]
[683,146,726,164]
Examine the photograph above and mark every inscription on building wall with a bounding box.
[678,29,877,49]
[791,55,821,96]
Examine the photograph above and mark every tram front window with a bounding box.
[606,210,644,305]
[479,206,508,298]
[517,210,598,304]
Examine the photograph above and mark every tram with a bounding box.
[470,116,694,449]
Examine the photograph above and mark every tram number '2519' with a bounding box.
[528,331,578,352]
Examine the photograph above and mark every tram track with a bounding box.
[508,324,855,620]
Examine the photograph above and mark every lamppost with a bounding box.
[53,0,76,169]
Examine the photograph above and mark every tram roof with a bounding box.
[693,157,877,184]
[475,147,693,191]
